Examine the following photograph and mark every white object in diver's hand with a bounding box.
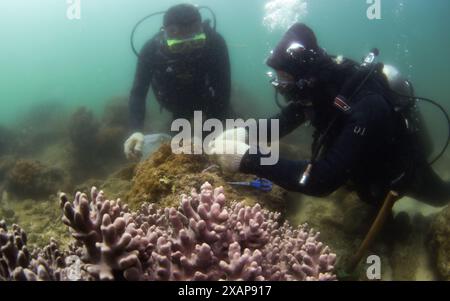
[209,139,250,173]
[141,133,172,160]
[124,132,145,160]
[209,127,247,150]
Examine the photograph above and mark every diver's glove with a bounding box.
[215,127,248,145]
[208,127,250,173]
[208,140,250,173]
[124,132,144,160]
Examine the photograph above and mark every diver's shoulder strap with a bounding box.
[333,63,384,115]
[333,96,352,113]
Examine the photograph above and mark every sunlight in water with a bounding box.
[263,0,308,32]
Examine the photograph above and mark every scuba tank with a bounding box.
[381,64,434,160]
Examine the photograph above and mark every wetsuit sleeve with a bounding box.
[241,95,382,197]
[208,33,231,118]
[129,41,154,132]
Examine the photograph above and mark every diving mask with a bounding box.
[267,71,313,107]
[165,32,207,53]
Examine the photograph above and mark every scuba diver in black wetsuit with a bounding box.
[210,23,450,207]
[124,4,232,160]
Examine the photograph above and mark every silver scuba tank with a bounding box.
[382,64,434,158]
[383,65,414,104]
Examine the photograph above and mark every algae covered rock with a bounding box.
[68,107,99,170]
[101,96,129,128]
[6,159,67,199]
[126,143,287,213]
[0,155,16,182]
[68,105,128,183]
[428,205,450,280]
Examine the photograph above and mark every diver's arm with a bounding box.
[241,96,379,196]
[276,102,308,138]
[263,102,307,142]
[129,42,154,131]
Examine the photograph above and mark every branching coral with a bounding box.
[1,182,336,281]
[59,182,336,281]
[0,221,65,281]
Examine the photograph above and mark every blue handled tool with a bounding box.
[227,178,273,192]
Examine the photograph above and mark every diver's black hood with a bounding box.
[163,4,201,27]
[267,23,326,79]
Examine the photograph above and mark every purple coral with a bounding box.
[0,221,66,281]
[60,182,336,281]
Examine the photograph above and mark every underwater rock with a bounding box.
[95,96,130,172]
[68,107,100,174]
[72,164,136,206]
[0,155,16,183]
[58,182,336,280]
[4,196,71,248]
[101,96,129,128]
[12,101,68,156]
[6,159,66,200]
[291,189,440,280]
[0,126,14,156]
[95,126,128,166]
[428,205,450,280]
[68,105,128,183]
[1,207,15,219]
[388,213,435,281]
[289,189,399,279]
[126,144,286,213]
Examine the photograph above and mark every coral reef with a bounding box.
[6,159,66,200]
[126,144,287,213]
[59,182,336,280]
[428,204,450,280]
[0,221,66,280]
[0,196,71,248]
[289,189,377,278]
[1,182,337,281]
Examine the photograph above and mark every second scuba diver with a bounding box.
[124,3,232,160]
[210,23,450,207]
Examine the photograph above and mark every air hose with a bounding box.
[393,92,450,165]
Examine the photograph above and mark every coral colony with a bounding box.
[0,182,336,281]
